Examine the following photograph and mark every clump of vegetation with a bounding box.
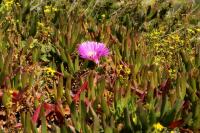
[0,0,200,132]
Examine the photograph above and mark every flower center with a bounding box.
[87,51,96,57]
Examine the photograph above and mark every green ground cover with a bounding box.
[0,0,200,132]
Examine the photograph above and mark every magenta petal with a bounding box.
[78,41,109,64]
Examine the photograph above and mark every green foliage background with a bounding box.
[0,0,200,132]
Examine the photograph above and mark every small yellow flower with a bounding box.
[119,65,123,69]
[132,114,137,124]
[125,67,131,74]
[170,34,180,41]
[44,6,51,13]
[101,14,106,18]
[44,67,56,76]
[37,22,45,28]
[52,7,58,12]
[44,9,51,13]
[187,28,195,34]
[153,122,164,131]
[16,2,21,7]
[8,89,18,94]
[116,65,123,74]
[4,0,14,10]
[196,28,200,32]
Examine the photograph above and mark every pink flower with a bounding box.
[78,41,109,64]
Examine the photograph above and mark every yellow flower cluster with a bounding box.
[37,22,45,28]
[153,122,164,131]
[2,89,18,108]
[116,64,131,75]
[146,25,197,79]
[37,22,52,36]
[196,28,200,32]
[103,90,113,103]
[43,67,56,76]
[116,64,131,83]
[4,0,14,10]
[44,5,58,14]
[169,68,177,79]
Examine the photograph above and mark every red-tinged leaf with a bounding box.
[36,92,42,100]
[73,94,80,102]
[43,103,55,116]
[14,123,22,128]
[79,81,88,92]
[73,81,88,102]
[131,87,146,101]
[55,103,63,116]
[12,91,22,102]
[55,103,65,124]
[168,119,184,129]
[160,79,171,94]
[32,103,55,124]
[179,127,193,133]
[0,90,3,99]
[12,87,30,102]
[183,100,190,110]
[32,105,41,123]
[84,98,90,107]
[55,71,64,77]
